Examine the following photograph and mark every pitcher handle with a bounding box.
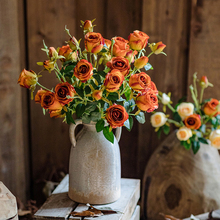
[115,126,122,142]
[69,119,82,147]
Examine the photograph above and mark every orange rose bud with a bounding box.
[49,109,64,118]
[149,41,166,54]
[84,32,104,54]
[55,82,76,105]
[134,56,148,69]
[40,91,63,111]
[18,69,38,89]
[35,89,47,104]
[105,104,129,129]
[129,72,151,91]
[184,114,201,130]
[43,60,55,72]
[125,50,138,63]
[69,36,79,51]
[83,20,93,33]
[74,59,93,82]
[128,30,149,51]
[204,98,220,116]
[104,39,112,49]
[92,90,103,101]
[111,37,130,57]
[200,76,209,88]
[58,45,73,62]
[106,57,130,77]
[136,89,158,112]
[104,69,124,92]
[49,47,58,60]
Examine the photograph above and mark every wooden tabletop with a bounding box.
[34,175,140,220]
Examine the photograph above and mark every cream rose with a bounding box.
[161,93,170,105]
[209,129,220,149]
[150,112,167,127]
[177,102,194,120]
[176,126,192,141]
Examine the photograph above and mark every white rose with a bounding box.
[177,102,194,120]
[209,129,220,149]
[161,93,170,105]
[151,112,167,127]
[176,126,192,141]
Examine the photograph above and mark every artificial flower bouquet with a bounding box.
[18,19,166,143]
[150,72,220,153]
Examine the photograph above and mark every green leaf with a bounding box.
[66,110,75,124]
[124,116,133,132]
[82,114,91,124]
[211,117,217,126]
[124,99,135,113]
[76,103,85,118]
[93,74,101,85]
[135,112,145,124]
[64,64,75,73]
[98,70,107,78]
[85,86,91,94]
[100,48,108,53]
[144,63,153,71]
[104,67,110,73]
[200,124,206,133]
[173,111,182,122]
[163,124,170,135]
[96,119,105,132]
[75,87,84,98]
[157,127,162,139]
[198,137,208,144]
[91,112,101,122]
[42,108,46,115]
[103,126,114,143]
[85,102,97,113]
[107,92,119,101]
[124,88,132,101]
[192,141,200,154]
[180,140,191,150]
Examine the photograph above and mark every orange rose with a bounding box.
[40,91,63,111]
[129,72,151,91]
[128,30,149,51]
[55,82,76,105]
[74,59,93,82]
[58,45,73,62]
[18,69,38,89]
[105,104,129,128]
[149,41,166,54]
[184,114,201,130]
[35,89,47,104]
[134,56,148,69]
[84,32,104,54]
[49,47,58,60]
[43,60,55,72]
[106,57,130,76]
[111,37,130,57]
[150,81,158,95]
[136,89,158,112]
[92,90,103,101]
[204,98,220,116]
[104,69,124,92]
[49,109,64,118]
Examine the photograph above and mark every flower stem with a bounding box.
[147,52,154,58]
[36,82,53,92]
[200,87,205,104]
[167,119,181,127]
[157,94,175,112]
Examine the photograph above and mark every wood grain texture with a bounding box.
[0,0,27,203]
[139,0,191,178]
[34,176,140,220]
[188,0,220,99]
[141,131,220,220]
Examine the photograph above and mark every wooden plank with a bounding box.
[0,0,27,203]
[131,205,140,220]
[105,0,142,180]
[188,0,220,98]
[26,0,77,203]
[34,177,140,220]
[70,178,140,220]
[139,0,191,178]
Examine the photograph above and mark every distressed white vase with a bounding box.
[68,119,121,204]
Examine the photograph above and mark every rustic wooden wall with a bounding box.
[1,0,220,209]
